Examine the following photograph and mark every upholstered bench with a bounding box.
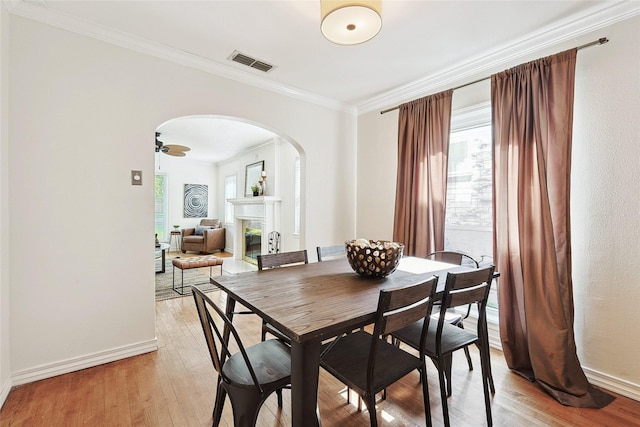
[172,255,224,295]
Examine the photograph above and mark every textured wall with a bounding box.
[570,16,640,387]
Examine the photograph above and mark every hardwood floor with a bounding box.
[1,290,638,426]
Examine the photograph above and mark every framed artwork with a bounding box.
[245,160,264,196]
[184,184,208,218]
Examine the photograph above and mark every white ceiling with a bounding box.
[156,116,278,164]
[10,0,636,162]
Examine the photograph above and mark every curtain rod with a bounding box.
[380,37,609,115]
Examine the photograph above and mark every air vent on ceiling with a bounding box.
[228,50,275,73]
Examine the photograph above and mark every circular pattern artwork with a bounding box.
[184,184,208,218]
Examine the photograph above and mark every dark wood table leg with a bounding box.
[291,339,322,427]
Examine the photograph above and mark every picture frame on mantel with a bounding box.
[245,160,264,196]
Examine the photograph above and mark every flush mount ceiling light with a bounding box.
[321,0,382,45]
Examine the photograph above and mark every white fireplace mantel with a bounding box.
[229,196,282,220]
[229,196,282,260]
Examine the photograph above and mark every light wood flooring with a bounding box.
[1,290,638,426]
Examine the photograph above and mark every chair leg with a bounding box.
[276,388,283,408]
[226,386,264,427]
[420,366,433,427]
[463,345,474,371]
[443,354,453,397]
[437,362,451,427]
[212,381,227,427]
[430,354,454,397]
[482,328,495,393]
[477,319,495,394]
[457,323,474,371]
[478,344,493,426]
[364,394,378,427]
[486,346,495,393]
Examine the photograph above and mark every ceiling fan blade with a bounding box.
[164,151,186,157]
[155,133,189,157]
[164,144,191,152]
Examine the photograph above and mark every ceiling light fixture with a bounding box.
[320,0,382,45]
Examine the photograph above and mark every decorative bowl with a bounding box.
[345,239,404,278]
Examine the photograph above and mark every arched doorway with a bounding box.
[154,115,305,275]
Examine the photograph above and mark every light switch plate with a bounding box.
[131,170,142,185]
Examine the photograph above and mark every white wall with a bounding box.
[6,14,356,383]
[155,153,218,236]
[570,16,640,392]
[357,16,640,397]
[0,1,11,404]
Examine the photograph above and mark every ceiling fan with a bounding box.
[155,132,190,157]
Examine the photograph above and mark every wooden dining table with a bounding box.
[210,256,472,426]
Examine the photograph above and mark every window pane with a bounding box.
[445,124,497,310]
[155,173,168,241]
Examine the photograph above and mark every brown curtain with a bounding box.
[492,49,613,408]
[393,90,453,257]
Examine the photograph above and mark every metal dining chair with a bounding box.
[426,250,478,384]
[320,277,438,427]
[392,266,496,427]
[191,286,291,427]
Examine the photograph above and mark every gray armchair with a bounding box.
[181,219,225,254]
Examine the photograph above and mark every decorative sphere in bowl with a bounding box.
[345,239,404,278]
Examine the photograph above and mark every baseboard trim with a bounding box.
[0,377,11,410]
[583,366,640,402]
[465,315,639,402]
[10,338,158,386]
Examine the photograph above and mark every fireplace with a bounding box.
[230,196,282,262]
[243,220,262,264]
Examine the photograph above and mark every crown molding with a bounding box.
[5,1,638,117]
[357,1,640,115]
[4,0,357,115]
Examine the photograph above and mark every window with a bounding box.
[446,104,497,312]
[155,173,168,241]
[294,157,301,235]
[224,175,237,225]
